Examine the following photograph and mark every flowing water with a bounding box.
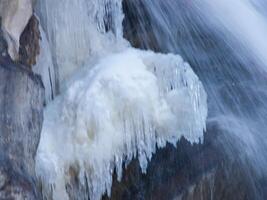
[34,0,267,199]
[123,0,267,195]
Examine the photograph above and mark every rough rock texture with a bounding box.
[0,26,8,57]
[0,0,33,60]
[0,31,44,199]
[102,131,260,200]
[19,15,41,68]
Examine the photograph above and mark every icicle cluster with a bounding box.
[35,0,207,199]
[36,0,126,88]
[36,49,207,200]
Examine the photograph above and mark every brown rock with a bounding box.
[19,15,41,68]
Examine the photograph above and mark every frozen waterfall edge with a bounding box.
[34,0,207,199]
[35,49,207,200]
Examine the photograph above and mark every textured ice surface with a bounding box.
[35,0,207,199]
[36,49,207,200]
[36,0,126,88]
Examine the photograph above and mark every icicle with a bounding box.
[35,0,207,199]
[35,0,126,89]
[36,49,207,200]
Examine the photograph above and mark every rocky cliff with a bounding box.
[0,24,44,199]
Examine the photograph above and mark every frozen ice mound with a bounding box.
[36,48,207,200]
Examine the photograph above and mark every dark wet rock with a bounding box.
[0,25,8,58]
[0,34,44,198]
[19,15,41,68]
[103,129,263,200]
[122,0,161,52]
[0,158,38,199]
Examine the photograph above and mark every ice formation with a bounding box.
[35,0,207,199]
[36,0,126,88]
[36,49,207,200]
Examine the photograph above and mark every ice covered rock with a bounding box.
[35,1,207,199]
[36,49,207,200]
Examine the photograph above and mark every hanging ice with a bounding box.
[35,0,126,89]
[36,49,207,200]
[35,0,207,199]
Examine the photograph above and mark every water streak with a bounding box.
[123,0,267,192]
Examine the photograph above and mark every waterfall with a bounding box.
[35,0,207,199]
[123,0,267,193]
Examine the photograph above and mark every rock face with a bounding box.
[102,132,261,200]
[19,15,41,68]
[0,31,44,199]
[0,0,33,60]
